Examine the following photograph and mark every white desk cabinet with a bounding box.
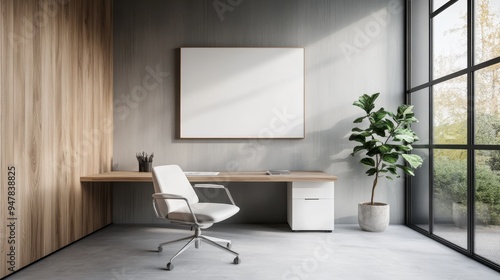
[287,181,335,231]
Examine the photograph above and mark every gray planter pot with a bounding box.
[452,201,491,228]
[452,202,467,229]
[358,202,390,232]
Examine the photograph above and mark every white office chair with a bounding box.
[151,164,241,270]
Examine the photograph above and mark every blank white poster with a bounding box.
[180,47,304,138]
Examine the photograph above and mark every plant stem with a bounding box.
[370,118,402,205]
[371,170,379,205]
[371,154,380,205]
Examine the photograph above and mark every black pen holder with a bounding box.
[139,162,152,172]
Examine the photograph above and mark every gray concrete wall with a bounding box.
[112,0,406,224]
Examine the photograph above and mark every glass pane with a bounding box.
[433,149,467,249]
[411,149,430,231]
[432,0,467,79]
[433,75,467,144]
[411,0,430,87]
[475,63,500,144]
[434,0,451,12]
[411,88,430,145]
[475,0,500,64]
[475,150,500,263]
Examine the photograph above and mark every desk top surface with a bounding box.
[80,171,337,183]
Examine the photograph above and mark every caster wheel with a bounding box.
[166,262,174,271]
[226,243,232,249]
[157,246,162,252]
[233,257,241,264]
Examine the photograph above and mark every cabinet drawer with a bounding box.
[289,181,334,199]
[289,198,334,231]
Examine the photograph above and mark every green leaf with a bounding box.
[393,128,417,143]
[367,145,383,157]
[402,154,424,169]
[394,144,412,152]
[372,126,388,137]
[394,134,415,143]
[402,105,414,116]
[349,134,366,143]
[385,118,395,131]
[378,145,393,154]
[372,108,387,122]
[360,158,375,167]
[387,166,398,175]
[397,164,415,176]
[353,93,380,114]
[351,145,365,155]
[397,104,415,120]
[366,168,377,176]
[382,153,399,163]
[404,116,419,124]
[354,116,367,123]
[360,131,372,137]
[351,127,364,132]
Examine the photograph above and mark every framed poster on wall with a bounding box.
[180,47,305,139]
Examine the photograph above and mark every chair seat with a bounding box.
[168,203,240,224]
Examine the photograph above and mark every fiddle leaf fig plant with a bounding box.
[349,93,423,205]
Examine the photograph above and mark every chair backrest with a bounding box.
[152,165,199,217]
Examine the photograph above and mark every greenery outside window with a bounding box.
[406,0,500,272]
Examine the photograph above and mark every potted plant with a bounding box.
[349,93,423,232]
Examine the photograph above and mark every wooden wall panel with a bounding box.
[0,0,113,277]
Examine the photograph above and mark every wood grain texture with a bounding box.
[0,0,113,277]
[81,171,338,183]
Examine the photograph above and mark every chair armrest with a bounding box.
[194,184,225,189]
[194,184,236,205]
[152,193,187,200]
[151,193,199,224]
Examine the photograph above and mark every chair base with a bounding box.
[158,227,240,270]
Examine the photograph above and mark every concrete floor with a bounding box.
[5,224,499,280]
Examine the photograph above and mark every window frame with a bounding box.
[406,0,500,272]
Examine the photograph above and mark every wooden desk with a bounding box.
[81,171,337,231]
[80,171,337,183]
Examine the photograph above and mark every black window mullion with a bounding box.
[428,0,435,235]
[431,0,459,18]
[406,0,412,94]
[405,0,412,226]
[407,57,500,94]
[466,0,475,256]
